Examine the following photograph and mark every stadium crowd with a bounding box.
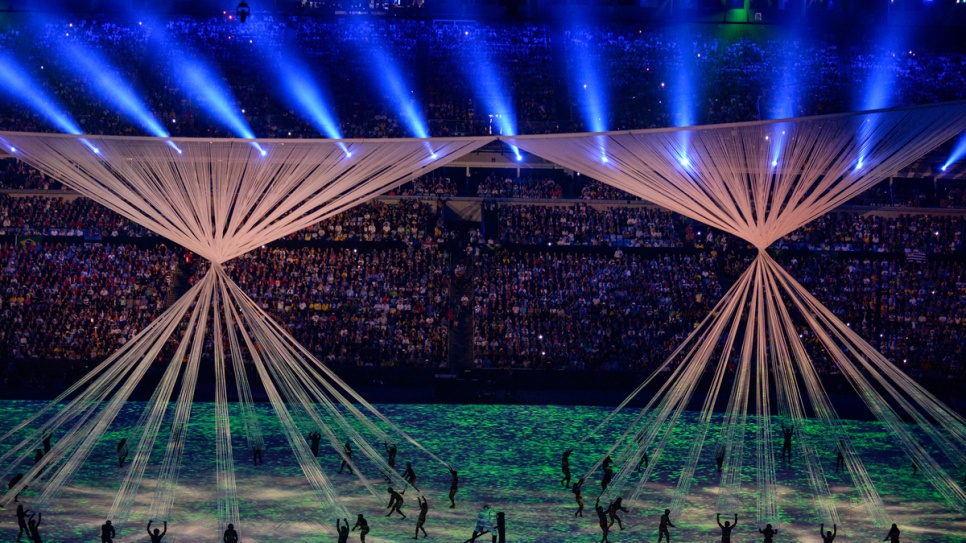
[1,188,964,383]
[0,243,175,385]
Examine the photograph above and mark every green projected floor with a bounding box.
[0,401,963,542]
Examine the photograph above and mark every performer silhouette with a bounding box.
[448,469,459,508]
[336,518,349,543]
[15,503,31,541]
[595,498,610,543]
[883,523,900,543]
[716,444,726,472]
[253,442,263,466]
[413,495,428,539]
[601,455,614,491]
[386,486,406,519]
[117,439,128,468]
[223,522,238,543]
[759,523,778,543]
[561,447,574,488]
[308,432,321,457]
[717,513,737,543]
[836,440,845,473]
[658,508,675,543]
[781,424,794,463]
[146,520,166,543]
[352,514,369,543]
[27,512,41,543]
[636,450,649,472]
[41,432,51,454]
[820,523,836,543]
[606,497,628,530]
[339,442,353,474]
[101,519,115,543]
[385,442,398,469]
[470,504,496,543]
[402,461,418,489]
[573,477,585,517]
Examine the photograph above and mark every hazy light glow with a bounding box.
[670,27,699,128]
[457,31,523,161]
[0,47,84,135]
[263,40,345,152]
[60,42,182,154]
[357,28,428,139]
[941,132,966,172]
[139,12,262,154]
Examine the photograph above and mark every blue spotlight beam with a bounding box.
[254,25,344,144]
[0,48,84,136]
[458,30,521,158]
[137,15,261,151]
[60,42,181,153]
[942,132,966,172]
[356,28,429,139]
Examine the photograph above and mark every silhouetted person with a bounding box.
[336,518,349,543]
[9,473,25,502]
[835,440,845,473]
[117,439,128,468]
[820,523,836,543]
[717,513,737,543]
[27,512,41,543]
[573,477,585,517]
[33,449,42,466]
[253,443,263,466]
[223,522,238,543]
[759,523,778,543]
[386,486,406,518]
[716,444,726,472]
[15,503,30,541]
[781,425,794,463]
[147,520,166,543]
[470,504,495,543]
[636,450,649,472]
[101,519,115,543]
[658,508,675,542]
[41,432,51,454]
[448,469,459,508]
[385,442,397,469]
[402,461,417,489]
[601,455,614,491]
[308,432,321,457]
[561,447,574,487]
[413,495,428,538]
[607,497,628,530]
[883,523,900,543]
[595,498,610,543]
[352,514,369,543]
[339,442,352,474]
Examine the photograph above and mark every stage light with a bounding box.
[941,132,966,173]
[772,160,778,167]
[602,156,609,164]
[680,157,690,167]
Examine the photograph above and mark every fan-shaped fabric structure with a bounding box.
[502,102,966,538]
[2,102,966,540]
[0,133,492,538]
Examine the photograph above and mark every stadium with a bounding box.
[1,0,966,541]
